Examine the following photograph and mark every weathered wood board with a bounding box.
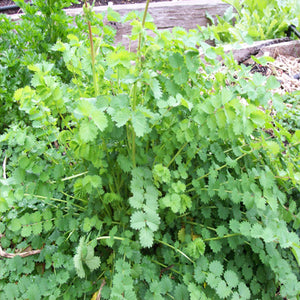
[65,0,229,28]
[222,38,300,63]
[64,0,230,46]
[257,40,300,58]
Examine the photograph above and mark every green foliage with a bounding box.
[205,0,300,44]
[0,1,299,299]
[74,237,101,278]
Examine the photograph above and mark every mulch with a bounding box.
[0,0,168,14]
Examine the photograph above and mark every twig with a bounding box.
[96,279,106,300]
[0,245,41,258]
[159,264,174,278]
[2,155,7,179]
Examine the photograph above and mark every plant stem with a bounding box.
[61,171,89,182]
[132,130,136,168]
[84,1,99,97]
[24,193,85,211]
[151,259,183,276]
[203,233,241,242]
[132,83,138,168]
[167,142,188,168]
[96,236,125,242]
[138,0,151,54]
[155,239,195,264]
[186,152,248,188]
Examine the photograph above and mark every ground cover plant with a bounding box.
[206,0,300,44]
[0,0,299,299]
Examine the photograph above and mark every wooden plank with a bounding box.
[65,0,229,29]
[222,38,294,63]
[257,40,300,58]
[65,0,230,46]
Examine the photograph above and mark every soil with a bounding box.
[0,0,168,15]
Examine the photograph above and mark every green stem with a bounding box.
[61,171,89,182]
[167,142,188,168]
[155,239,195,264]
[203,233,241,242]
[186,152,248,188]
[61,191,88,204]
[84,1,99,97]
[185,221,217,232]
[138,0,151,54]
[132,130,136,168]
[132,83,138,168]
[24,193,85,211]
[151,260,183,276]
[96,236,125,242]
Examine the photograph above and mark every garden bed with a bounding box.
[0,0,169,14]
[224,38,300,93]
[7,0,230,47]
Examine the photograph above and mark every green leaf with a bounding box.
[74,250,85,278]
[238,282,251,299]
[83,217,92,232]
[185,50,199,72]
[79,119,98,143]
[174,284,189,300]
[32,222,43,235]
[117,153,132,172]
[139,227,154,248]
[144,208,160,232]
[160,276,173,294]
[9,219,21,232]
[169,52,184,68]
[4,283,20,299]
[74,237,101,278]
[150,78,162,99]
[131,211,146,230]
[52,252,64,268]
[43,220,53,232]
[291,243,300,267]
[250,110,266,127]
[132,110,149,137]
[216,280,231,299]
[111,108,131,127]
[224,270,239,288]
[107,49,134,68]
[153,164,171,183]
[21,226,32,237]
[0,197,9,212]
[186,238,206,259]
[91,110,107,131]
[209,260,224,277]
[221,88,233,105]
[265,140,280,155]
[85,250,101,271]
[174,67,188,85]
[76,99,94,117]
[265,76,280,90]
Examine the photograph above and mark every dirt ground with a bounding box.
[0,0,169,14]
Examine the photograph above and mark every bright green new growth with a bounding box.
[0,0,299,299]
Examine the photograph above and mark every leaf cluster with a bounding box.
[205,0,300,44]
